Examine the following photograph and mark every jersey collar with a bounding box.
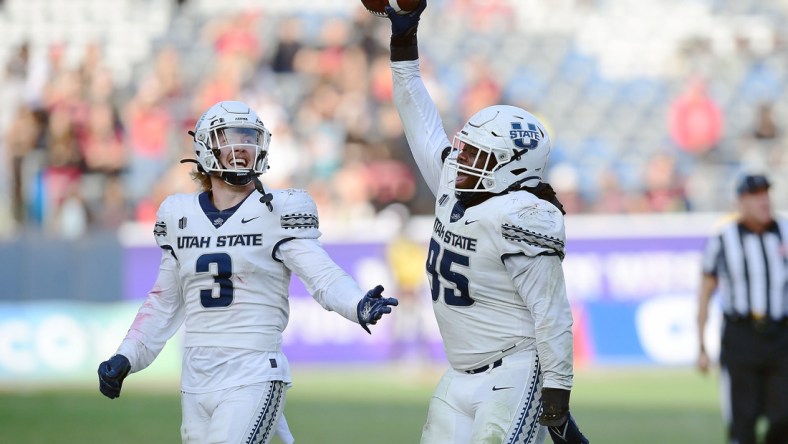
[199,191,247,228]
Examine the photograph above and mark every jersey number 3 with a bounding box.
[196,253,234,308]
[426,238,474,306]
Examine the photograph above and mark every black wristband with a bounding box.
[391,43,418,62]
[390,26,419,62]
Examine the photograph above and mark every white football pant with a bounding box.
[181,381,288,444]
[420,349,548,444]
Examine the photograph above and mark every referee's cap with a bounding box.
[736,174,771,195]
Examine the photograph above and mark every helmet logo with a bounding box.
[509,122,540,149]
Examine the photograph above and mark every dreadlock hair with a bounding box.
[524,182,566,215]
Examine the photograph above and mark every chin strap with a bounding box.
[252,175,274,212]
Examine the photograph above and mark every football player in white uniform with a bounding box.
[97,101,398,444]
[383,2,588,443]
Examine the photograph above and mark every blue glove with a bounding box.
[98,354,131,399]
[546,412,589,444]
[385,0,427,39]
[357,285,398,334]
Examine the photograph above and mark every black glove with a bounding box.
[98,354,131,399]
[539,387,570,426]
[385,0,427,61]
[357,285,398,334]
[540,388,589,443]
[546,412,589,444]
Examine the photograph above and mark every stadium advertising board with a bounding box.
[0,215,725,382]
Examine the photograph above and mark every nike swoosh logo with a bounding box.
[241,216,260,224]
[492,386,514,391]
[464,220,478,225]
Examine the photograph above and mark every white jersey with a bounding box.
[392,60,573,390]
[116,188,364,392]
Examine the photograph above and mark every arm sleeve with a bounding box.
[278,238,363,323]
[115,251,185,373]
[116,197,185,373]
[505,253,574,390]
[391,59,451,196]
[272,189,363,322]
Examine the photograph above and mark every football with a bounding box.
[361,0,421,16]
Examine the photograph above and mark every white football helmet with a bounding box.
[443,105,551,193]
[192,101,271,186]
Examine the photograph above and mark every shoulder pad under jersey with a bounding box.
[497,192,566,259]
[277,188,320,231]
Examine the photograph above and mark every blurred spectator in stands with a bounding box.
[44,104,83,173]
[50,181,91,239]
[6,105,44,224]
[366,105,422,212]
[45,101,92,254]
[305,178,335,220]
[204,11,262,81]
[460,56,502,121]
[668,75,723,155]
[351,6,387,61]
[753,102,778,140]
[734,101,783,192]
[192,58,244,115]
[326,159,375,223]
[365,154,417,213]
[78,42,104,91]
[257,117,300,190]
[304,124,345,183]
[97,174,131,231]
[3,0,788,237]
[134,134,199,224]
[37,65,90,232]
[271,17,303,74]
[192,13,260,116]
[315,18,352,84]
[338,46,370,97]
[450,0,516,33]
[369,53,395,103]
[591,166,633,214]
[86,65,117,105]
[123,76,173,203]
[295,82,346,181]
[4,41,49,112]
[153,45,184,101]
[5,41,29,81]
[641,153,690,212]
[43,68,87,119]
[80,102,125,176]
[1,42,29,136]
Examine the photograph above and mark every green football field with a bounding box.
[0,365,726,443]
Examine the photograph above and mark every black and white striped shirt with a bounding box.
[702,218,788,321]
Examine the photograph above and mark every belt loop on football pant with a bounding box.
[465,358,503,374]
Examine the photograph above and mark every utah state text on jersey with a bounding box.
[177,234,263,249]
[433,218,477,252]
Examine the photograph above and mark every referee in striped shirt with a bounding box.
[697,174,788,444]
